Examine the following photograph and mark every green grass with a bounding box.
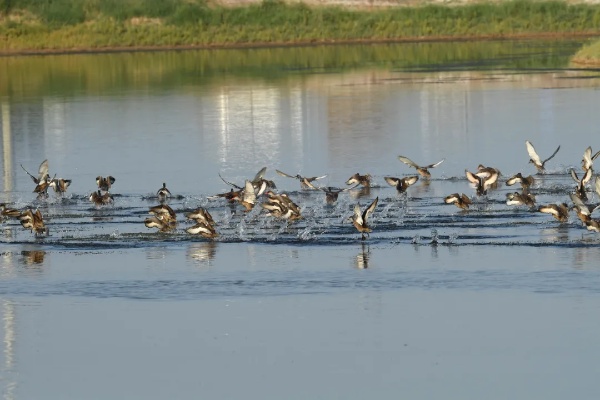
[572,38,600,64]
[1,0,600,52]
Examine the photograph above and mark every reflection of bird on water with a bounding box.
[187,242,218,265]
[275,169,327,190]
[398,156,444,179]
[526,140,560,173]
[21,250,45,265]
[355,243,370,269]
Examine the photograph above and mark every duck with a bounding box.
[49,178,72,194]
[505,173,535,190]
[21,159,51,194]
[149,204,176,222]
[384,175,419,193]
[506,191,536,207]
[526,140,560,173]
[465,167,498,196]
[444,193,472,210]
[397,156,444,179]
[570,168,592,202]
[207,188,242,203]
[275,169,327,189]
[145,204,177,232]
[0,203,21,219]
[261,191,302,220]
[144,216,177,232]
[235,180,259,212]
[185,207,215,227]
[308,183,359,204]
[352,196,378,240]
[19,209,48,236]
[157,182,171,201]
[538,203,569,222]
[346,173,372,188]
[96,176,116,191]
[219,167,275,197]
[185,221,218,238]
[582,146,600,172]
[569,193,600,226]
[89,190,113,206]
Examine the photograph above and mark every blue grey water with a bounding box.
[1,40,600,399]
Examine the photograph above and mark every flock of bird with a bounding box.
[2,140,600,241]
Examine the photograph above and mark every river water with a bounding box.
[1,39,600,399]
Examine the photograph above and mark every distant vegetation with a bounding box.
[1,0,600,53]
[572,38,600,65]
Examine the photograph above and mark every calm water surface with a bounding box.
[1,40,600,399]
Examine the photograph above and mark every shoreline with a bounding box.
[1,31,599,57]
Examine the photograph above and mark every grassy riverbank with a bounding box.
[572,38,600,64]
[1,0,600,54]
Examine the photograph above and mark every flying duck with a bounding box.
[275,169,327,189]
[444,193,472,210]
[352,196,378,240]
[96,176,116,191]
[526,140,560,173]
[398,156,444,179]
[384,175,419,193]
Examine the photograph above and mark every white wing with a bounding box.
[363,197,379,223]
[242,180,256,205]
[426,159,445,169]
[275,169,295,179]
[38,159,49,180]
[405,176,419,186]
[353,204,363,226]
[526,141,542,166]
[398,156,419,169]
[384,177,400,187]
